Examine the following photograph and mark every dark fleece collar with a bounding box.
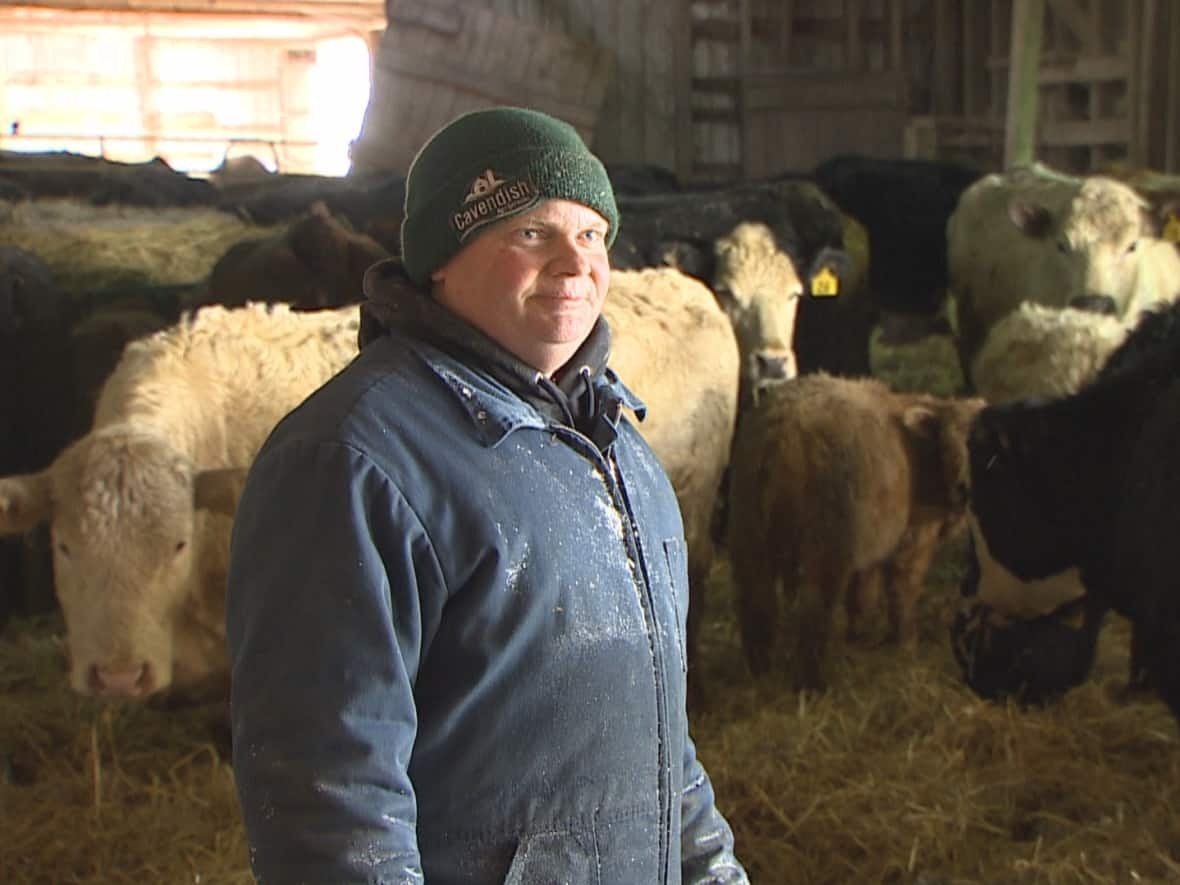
[358,258,614,438]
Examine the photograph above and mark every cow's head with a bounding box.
[1009,177,1152,318]
[901,393,986,525]
[712,222,802,405]
[967,402,1087,582]
[0,427,247,699]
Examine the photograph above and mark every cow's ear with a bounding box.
[193,467,249,517]
[0,472,53,534]
[1008,199,1053,238]
[902,405,940,441]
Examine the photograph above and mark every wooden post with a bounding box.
[1004,0,1046,168]
[1169,0,1180,171]
[888,0,904,74]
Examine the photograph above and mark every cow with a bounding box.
[948,164,1180,383]
[0,272,739,707]
[0,246,83,630]
[0,150,216,207]
[812,153,984,340]
[213,168,408,253]
[951,304,1134,705]
[970,302,1129,404]
[711,222,803,407]
[0,302,362,701]
[726,372,984,692]
[611,179,872,379]
[604,267,740,704]
[962,299,1180,720]
[605,163,682,196]
[206,201,390,311]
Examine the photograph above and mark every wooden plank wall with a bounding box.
[354,4,613,172]
[457,0,683,174]
[740,0,910,178]
[0,9,353,173]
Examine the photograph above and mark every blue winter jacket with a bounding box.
[225,263,748,884]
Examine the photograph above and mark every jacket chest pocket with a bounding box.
[503,829,600,885]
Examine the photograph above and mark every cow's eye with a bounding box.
[1056,239,1069,254]
[1127,239,1139,255]
[56,542,70,558]
[174,540,187,554]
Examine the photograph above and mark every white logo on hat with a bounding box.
[464,169,506,203]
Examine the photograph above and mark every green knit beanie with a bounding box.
[400,106,619,286]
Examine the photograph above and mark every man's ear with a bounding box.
[0,472,54,534]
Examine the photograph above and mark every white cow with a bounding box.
[0,302,360,700]
[711,221,804,407]
[604,267,741,699]
[971,301,1129,405]
[948,164,1180,381]
[0,274,740,706]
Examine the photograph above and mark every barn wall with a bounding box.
[368,0,684,175]
[0,7,378,174]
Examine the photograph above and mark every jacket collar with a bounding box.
[361,258,645,448]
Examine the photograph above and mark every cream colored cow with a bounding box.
[0,302,360,700]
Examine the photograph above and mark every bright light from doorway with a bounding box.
[310,35,372,176]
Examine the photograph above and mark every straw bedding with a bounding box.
[2,205,1178,884]
[4,547,1178,883]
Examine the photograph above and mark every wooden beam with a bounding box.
[673,0,694,182]
[1036,55,1129,84]
[1135,0,1157,168]
[744,71,907,111]
[1040,118,1132,146]
[888,0,904,74]
[8,0,383,20]
[932,0,957,114]
[845,0,862,74]
[1043,0,1098,50]
[1169,0,1180,171]
[1004,0,1046,168]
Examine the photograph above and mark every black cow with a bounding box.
[0,150,216,207]
[206,201,390,311]
[214,170,407,254]
[959,299,1180,717]
[812,154,984,337]
[0,247,85,632]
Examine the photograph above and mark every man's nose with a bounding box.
[551,238,592,274]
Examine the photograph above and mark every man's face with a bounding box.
[430,199,611,376]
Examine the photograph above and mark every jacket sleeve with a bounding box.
[225,438,443,884]
[680,732,750,883]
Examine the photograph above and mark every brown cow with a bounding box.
[727,373,984,691]
[207,200,389,310]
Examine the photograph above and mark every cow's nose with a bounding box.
[89,662,155,697]
[1069,294,1117,315]
[755,351,796,381]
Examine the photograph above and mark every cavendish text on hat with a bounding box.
[452,169,539,241]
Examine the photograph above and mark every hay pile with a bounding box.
[3,215,1177,882]
[0,615,249,884]
[692,549,1180,884]
[0,199,278,292]
[3,545,1179,883]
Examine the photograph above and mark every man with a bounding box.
[225,106,749,883]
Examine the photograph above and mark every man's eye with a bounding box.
[583,229,605,244]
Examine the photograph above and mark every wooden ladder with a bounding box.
[687,0,751,183]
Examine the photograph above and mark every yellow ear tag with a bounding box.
[1163,213,1180,244]
[810,265,839,297]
